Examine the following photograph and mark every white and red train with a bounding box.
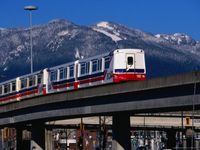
[0,49,146,104]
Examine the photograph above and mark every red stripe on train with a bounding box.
[113,73,146,83]
[52,76,105,90]
[79,76,104,84]
[0,89,39,102]
[52,83,74,89]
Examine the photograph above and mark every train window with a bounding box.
[4,84,10,94]
[69,66,74,78]
[98,59,102,71]
[81,63,86,75]
[92,59,102,72]
[59,68,64,79]
[21,78,27,89]
[92,60,97,72]
[127,57,133,65]
[80,62,89,75]
[50,71,57,81]
[63,68,67,79]
[104,57,110,69]
[29,76,36,87]
[59,68,67,80]
[37,74,42,84]
[86,62,90,73]
[0,86,2,95]
[11,82,16,91]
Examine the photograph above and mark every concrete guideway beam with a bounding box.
[0,71,200,114]
[0,71,200,126]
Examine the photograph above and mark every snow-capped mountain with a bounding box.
[155,33,197,46]
[0,19,199,82]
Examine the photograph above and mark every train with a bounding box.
[0,49,146,105]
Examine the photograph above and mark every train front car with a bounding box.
[112,49,146,83]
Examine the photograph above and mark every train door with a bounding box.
[126,53,135,71]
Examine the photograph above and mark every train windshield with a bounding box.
[126,54,135,70]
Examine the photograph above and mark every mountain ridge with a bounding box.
[0,19,199,82]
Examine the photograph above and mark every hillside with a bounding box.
[0,19,199,81]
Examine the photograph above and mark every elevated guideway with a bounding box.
[0,71,200,125]
[0,71,200,150]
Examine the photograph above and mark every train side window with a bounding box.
[98,59,102,71]
[81,63,86,75]
[127,57,133,65]
[11,82,16,92]
[0,86,2,95]
[59,68,67,80]
[80,62,89,75]
[59,68,64,80]
[50,71,57,81]
[29,76,36,87]
[63,68,67,79]
[69,66,74,78]
[86,62,90,74]
[92,59,102,72]
[92,60,97,72]
[37,74,42,84]
[21,78,27,89]
[104,57,110,69]
[4,84,10,94]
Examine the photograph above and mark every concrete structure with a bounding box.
[0,71,200,149]
[0,71,200,124]
[112,113,131,150]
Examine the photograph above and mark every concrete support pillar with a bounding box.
[45,129,53,150]
[16,127,26,150]
[112,113,131,150]
[31,123,45,150]
[186,128,195,150]
[166,128,176,149]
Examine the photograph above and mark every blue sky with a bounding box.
[0,0,200,40]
